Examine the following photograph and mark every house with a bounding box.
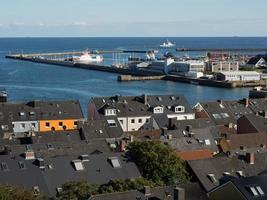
[89,94,195,132]
[206,61,239,73]
[187,152,267,192]
[171,60,205,73]
[0,100,84,139]
[208,175,267,200]
[216,71,261,81]
[0,152,141,197]
[246,54,267,68]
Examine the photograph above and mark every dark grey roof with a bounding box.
[0,152,141,197]
[80,119,124,139]
[247,54,267,65]
[89,183,208,200]
[188,153,267,192]
[91,94,193,118]
[198,101,236,126]
[230,175,267,200]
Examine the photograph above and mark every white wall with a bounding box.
[167,113,195,120]
[12,121,39,133]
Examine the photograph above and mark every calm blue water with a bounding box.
[0,37,267,115]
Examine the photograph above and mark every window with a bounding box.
[31,123,36,128]
[59,122,63,127]
[205,139,211,145]
[138,119,142,123]
[175,106,185,113]
[45,122,50,128]
[131,119,135,123]
[109,157,121,168]
[72,160,84,171]
[20,123,26,129]
[119,120,123,125]
[74,121,78,126]
[107,119,117,127]
[207,174,217,183]
[105,109,116,116]
[153,106,164,114]
[146,118,150,123]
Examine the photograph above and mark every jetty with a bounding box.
[6,50,267,89]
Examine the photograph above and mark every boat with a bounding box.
[160,40,175,48]
[72,50,104,63]
[249,86,267,98]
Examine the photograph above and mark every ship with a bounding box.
[71,50,104,63]
[160,40,175,48]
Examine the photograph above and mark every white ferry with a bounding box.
[160,40,175,48]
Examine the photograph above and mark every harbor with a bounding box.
[5,47,267,88]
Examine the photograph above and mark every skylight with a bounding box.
[72,160,84,171]
[109,157,121,168]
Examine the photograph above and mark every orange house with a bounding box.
[39,119,78,132]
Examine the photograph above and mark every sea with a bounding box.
[0,37,267,115]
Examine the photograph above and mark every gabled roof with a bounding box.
[91,94,193,118]
[188,153,267,192]
[247,54,267,65]
[0,152,141,197]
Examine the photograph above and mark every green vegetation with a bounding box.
[127,141,188,185]
[0,185,41,200]
[57,178,156,200]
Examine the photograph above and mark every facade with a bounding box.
[216,71,261,81]
[206,61,239,73]
[171,60,205,73]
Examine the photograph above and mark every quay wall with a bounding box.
[118,75,165,81]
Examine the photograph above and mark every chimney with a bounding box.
[186,125,192,133]
[263,111,267,118]
[161,127,168,136]
[168,118,177,130]
[217,99,223,105]
[174,187,185,200]
[228,123,233,129]
[142,94,148,105]
[25,151,35,160]
[246,152,255,165]
[130,135,134,142]
[143,186,151,197]
[245,98,249,108]
[120,140,126,152]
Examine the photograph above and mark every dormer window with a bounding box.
[105,109,116,116]
[153,106,164,114]
[19,112,25,116]
[175,106,185,113]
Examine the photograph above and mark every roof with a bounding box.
[0,152,141,197]
[188,153,267,192]
[89,183,208,200]
[218,71,260,75]
[226,133,267,151]
[177,150,213,161]
[238,114,267,133]
[80,119,124,139]
[247,54,267,65]
[91,94,193,118]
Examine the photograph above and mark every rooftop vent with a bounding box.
[79,154,89,162]
[207,173,217,183]
[170,96,176,101]
[157,97,163,101]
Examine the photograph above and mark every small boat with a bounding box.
[160,40,175,48]
[72,50,104,63]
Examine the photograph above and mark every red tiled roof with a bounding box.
[177,150,213,161]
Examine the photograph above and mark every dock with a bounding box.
[6,51,267,89]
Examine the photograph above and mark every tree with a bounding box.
[57,180,97,200]
[0,185,40,200]
[127,141,188,185]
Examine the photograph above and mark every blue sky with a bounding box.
[0,0,267,37]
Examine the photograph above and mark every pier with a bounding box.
[6,51,267,89]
